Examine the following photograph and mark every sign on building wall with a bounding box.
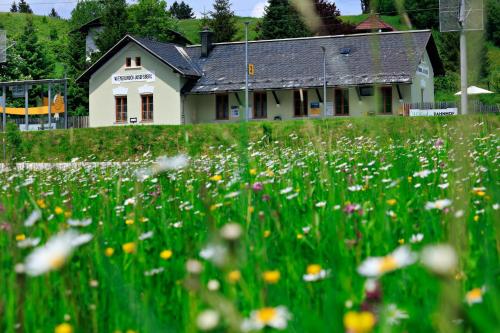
[409,108,458,117]
[112,71,156,84]
[326,102,334,116]
[310,102,321,116]
[231,106,239,118]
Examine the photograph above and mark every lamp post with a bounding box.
[321,46,327,118]
[459,0,467,114]
[244,21,249,122]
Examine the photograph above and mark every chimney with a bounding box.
[200,27,214,58]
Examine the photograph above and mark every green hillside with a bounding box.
[177,17,260,44]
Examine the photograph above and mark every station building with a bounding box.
[77,29,443,127]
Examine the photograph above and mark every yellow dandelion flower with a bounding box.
[105,247,115,257]
[398,239,405,245]
[64,211,72,218]
[263,230,271,238]
[262,270,281,284]
[140,217,149,223]
[249,168,257,175]
[297,233,304,240]
[54,323,73,333]
[210,175,222,181]
[407,176,412,183]
[16,234,26,241]
[37,199,47,209]
[474,215,479,222]
[266,169,274,177]
[227,270,241,283]
[248,206,255,214]
[125,219,135,225]
[160,250,173,260]
[343,311,376,333]
[386,199,397,206]
[122,242,136,254]
[54,207,64,215]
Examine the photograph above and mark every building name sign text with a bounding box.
[409,108,458,117]
[112,71,155,84]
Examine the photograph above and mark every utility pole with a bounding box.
[321,46,327,118]
[459,0,468,114]
[244,21,249,122]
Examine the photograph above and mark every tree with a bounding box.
[95,0,129,55]
[10,1,18,12]
[18,0,33,14]
[69,0,104,29]
[170,1,195,19]
[206,0,237,43]
[486,0,500,47]
[314,0,355,35]
[49,8,60,18]
[361,0,369,13]
[405,0,439,29]
[259,0,310,40]
[129,0,178,42]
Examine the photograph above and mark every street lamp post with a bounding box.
[244,22,249,122]
[321,46,327,118]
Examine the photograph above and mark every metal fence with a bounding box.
[400,101,498,116]
[5,116,89,130]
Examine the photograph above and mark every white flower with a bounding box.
[24,230,91,276]
[197,309,220,331]
[280,187,293,195]
[144,267,164,276]
[153,154,189,173]
[139,231,154,241]
[465,287,485,305]
[438,183,449,189]
[348,185,363,192]
[207,279,220,291]
[410,233,424,244]
[303,264,330,282]
[67,218,92,227]
[199,244,228,266]
[24,210,42,227]
[384,304,409,325]
[357,245,417,277]
[425,199,452,210]
[17,237,41,249]
[241,306,291,331]
[124,197,136,206]
[413,170,432,178]
[315,201,326,208]
[220,223,243,241]
[421,244,457,275]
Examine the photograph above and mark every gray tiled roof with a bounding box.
[184,30,438,93]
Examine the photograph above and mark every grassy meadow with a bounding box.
[0,116,499,332]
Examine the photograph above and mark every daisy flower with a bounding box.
[241,306,291,331]
[410,233,424,244]
[425,199,452,210]
[383,304,409,325]
[303,264,330,282]
[465,287,485,305]
[421,244,457,276]
[357,246,417,277]
[24,230,91,276]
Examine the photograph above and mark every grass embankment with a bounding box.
[5,116,500,162]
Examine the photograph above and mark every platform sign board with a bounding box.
[10,85,30,98]
[310,102,321,116]
[409,108,458,117]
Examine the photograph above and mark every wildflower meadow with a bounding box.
[0,116,499,332]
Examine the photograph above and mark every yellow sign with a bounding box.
[248,64,255,76]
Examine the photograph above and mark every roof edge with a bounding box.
[186,29,432,48]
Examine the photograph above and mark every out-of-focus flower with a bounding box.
[425,199,452,210]
[386,199,397,206]
[16,234,26,241]
[209,175,222,182]
[67,218,92,227]
[105,247,114,257]
[37,199,47,209]
[25,230,91,276]
[139,231,154,241]
[344,203,361,215]
[54,323,73,333]
[357,246,417,277]
[315,201,327,208]
[242,306,291,331]
[152,154,189,173]
[24,210,42,227]
[413,170,432,178]
[220,223,243,241]
[343,311,376,333]
[262,270,281,284]
[465,287,485,305]
[17,237,41,249]
[383,304,408,325]
[124,198,136,206]
[410,233,424,244]
[348,185,363,192]
[122,242,137,254]
[303,264,330,282]
[186,259,203,274]
[207,279,220,291]
[160,249,173,260]
[252,182,263,192]
[421,244,457,276]
[434,138,444,149]
[197,309,220,331]
[54,207,64,215]
[200,243,228,266]
[227,270,241,283]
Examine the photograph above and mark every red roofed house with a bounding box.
[355,15,396,33]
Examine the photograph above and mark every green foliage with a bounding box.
[128,0,178,42]
[10,1,18,13]
[314,0,356,35]
[95,0,129,55]
[405,0,439,29]
[367,0,397,14]
[5,122,22,162]
[207,0,238,43]
[18,0,32,14]
[48,8,60,19]
[259,0,310,40]
[169,1,195,20]
[68,0,104,29]
[486,0,500,47]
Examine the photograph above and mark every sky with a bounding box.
[0,0,362,19]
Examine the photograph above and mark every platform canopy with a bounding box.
[455,86,494,96]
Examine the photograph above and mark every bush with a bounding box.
[5,122,22,163]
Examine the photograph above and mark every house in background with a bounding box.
[77,29,444,128]
[75,17,192,61]
[355,15,396,33]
